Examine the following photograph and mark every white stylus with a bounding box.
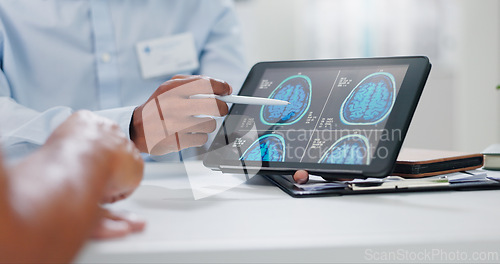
[190,94,290,106]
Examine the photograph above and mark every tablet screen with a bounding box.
[229,65,407,165]
[205,57,430,177]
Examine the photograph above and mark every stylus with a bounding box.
[190,94,290,105]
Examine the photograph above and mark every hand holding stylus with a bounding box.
[131,75,232,155]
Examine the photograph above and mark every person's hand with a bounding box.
[130,75,232,155]
[91,208,146,239]
[46,111,144,203]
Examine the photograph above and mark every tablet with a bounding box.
[204,57,431,179]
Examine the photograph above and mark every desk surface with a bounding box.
[76,161,500,263]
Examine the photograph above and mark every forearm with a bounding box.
[0,97,137,162]
[197,1,247,92]
[0,140,111,263]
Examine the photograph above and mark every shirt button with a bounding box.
[101,53,111,63]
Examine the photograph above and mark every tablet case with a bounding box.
[392,148,484,177]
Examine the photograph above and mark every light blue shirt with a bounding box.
[0,0,247,161]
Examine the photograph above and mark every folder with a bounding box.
[264,169,500,198]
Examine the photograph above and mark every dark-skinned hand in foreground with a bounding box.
[0,111,145,263]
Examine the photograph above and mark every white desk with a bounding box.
[76,161,500,263]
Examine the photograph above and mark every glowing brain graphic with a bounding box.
[260,75,312,126]
[319,135,370,165]
[240,134,285,162]
[340,72,396,125]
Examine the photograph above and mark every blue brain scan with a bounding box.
[240,134,285,162]
[340,72,396,125]
[260,75,312,126]
[319,135,370,165]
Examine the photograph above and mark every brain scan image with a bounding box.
[240,134,285,162]
[340,72,396,125]
[319,135,370,165]
[260,75,312,126]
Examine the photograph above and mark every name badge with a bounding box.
[136,33,199,79]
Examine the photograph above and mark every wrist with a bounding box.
[130,106,148,153]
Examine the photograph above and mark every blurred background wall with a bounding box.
[233,0,500,152]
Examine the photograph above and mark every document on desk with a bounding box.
[485,169,500,180]
[446,170,488,183]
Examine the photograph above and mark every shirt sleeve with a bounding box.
[197,0,248,93]
[0,69,135,162]
[191,0,248,152]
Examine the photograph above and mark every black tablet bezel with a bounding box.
[204,56,431,179]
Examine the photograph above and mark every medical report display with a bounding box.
[205,57,431,178]
[231,65,408,164]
